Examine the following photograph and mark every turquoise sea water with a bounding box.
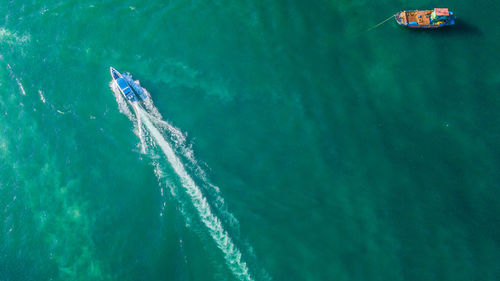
[1,0,499,280]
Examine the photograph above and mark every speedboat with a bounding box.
[110,67,146,102]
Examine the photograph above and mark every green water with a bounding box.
[1,0,499,280]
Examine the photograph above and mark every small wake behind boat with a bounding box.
[395,8,455,28]
[110,67,147,102]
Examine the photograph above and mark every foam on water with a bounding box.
[0,28,30,45]
[132,103,147,154]
[110,77,259,280]
[38,89,46,103]
[124,76,241,232]
[126,80,268,277]
[121,75,240,230]
[6,64,26,96]
[137,106,253,281]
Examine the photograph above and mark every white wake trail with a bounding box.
[136,106,253,281]
[132,103,146,154]
[140,108,241,230]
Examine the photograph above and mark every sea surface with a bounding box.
[1,1,499,280]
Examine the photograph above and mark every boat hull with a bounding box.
[395,9,455,29]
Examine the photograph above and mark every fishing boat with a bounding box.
[110,67,147,102]
[395,8,455,28]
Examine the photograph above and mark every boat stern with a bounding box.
[431,8,456,26]
[446,11,456,26]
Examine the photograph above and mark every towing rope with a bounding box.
[366,14,396,32]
